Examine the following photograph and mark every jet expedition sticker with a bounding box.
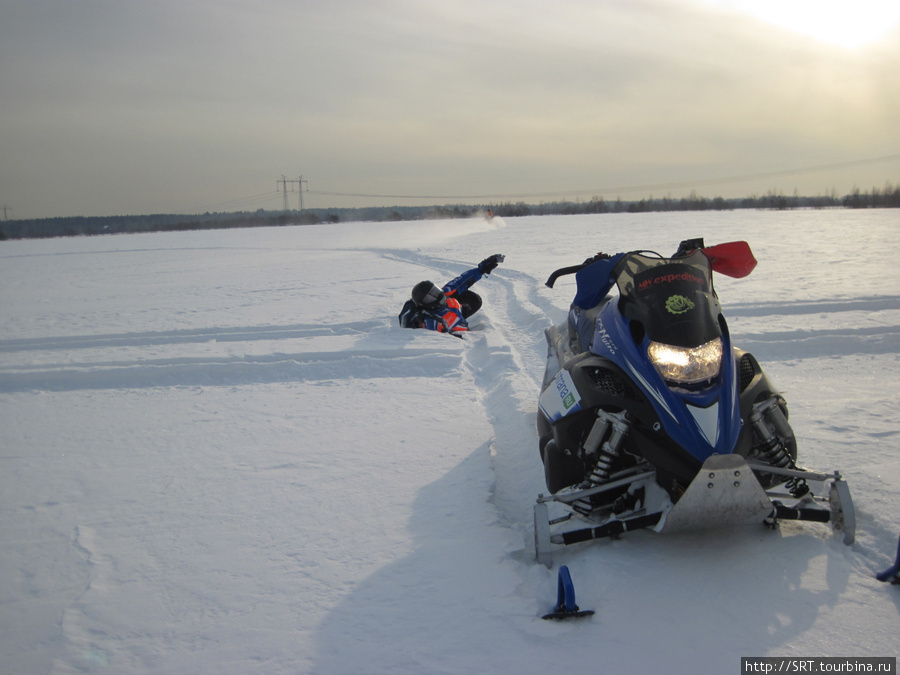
[539,370,583,422]
[638,270,705,290]
[665,294,695,315]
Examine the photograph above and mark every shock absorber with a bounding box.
[749,396,795,470]
[574,410,632,515]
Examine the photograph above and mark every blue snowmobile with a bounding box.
[534,238,855,566]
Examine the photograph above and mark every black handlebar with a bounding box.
[546,240,706,289]
[545,264,588,288]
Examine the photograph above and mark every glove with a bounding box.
[478,253,505,275]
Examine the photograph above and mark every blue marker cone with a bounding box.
[875,532,900,584]
[542,565,595,619]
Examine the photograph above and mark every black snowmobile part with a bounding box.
[557,512,663,546]
[544,248,654,289]
[545,263,587,289]
[770,503,830,523]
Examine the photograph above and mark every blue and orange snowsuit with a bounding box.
[398,267,484,335]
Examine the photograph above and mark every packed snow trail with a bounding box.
[1,211,898,674]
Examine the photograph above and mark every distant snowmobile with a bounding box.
[534,238,855,566]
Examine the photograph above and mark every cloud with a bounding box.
[1,0,898,217]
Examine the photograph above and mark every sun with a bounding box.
[700,0,900,49]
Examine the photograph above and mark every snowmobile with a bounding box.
[534,238,855,566]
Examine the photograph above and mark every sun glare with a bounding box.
[701,0,900,49]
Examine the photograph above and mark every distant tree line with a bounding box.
[0,210,322,240]
[496,183,900,216]
[841,184,900,209]
[1,183,897,240]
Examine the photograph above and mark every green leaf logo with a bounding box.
[666,294,695,315]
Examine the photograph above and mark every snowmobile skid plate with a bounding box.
[660,455,772,533]
[534,456,855,566]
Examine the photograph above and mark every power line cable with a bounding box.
[307,152,900,202]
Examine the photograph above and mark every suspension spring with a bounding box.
[749,397,795,470]
[572,410,633,516]
[586,410,632,485]
[785,476,810,498]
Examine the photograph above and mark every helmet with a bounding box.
[411,280,445,309]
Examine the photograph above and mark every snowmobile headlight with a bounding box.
[647,337,723,385]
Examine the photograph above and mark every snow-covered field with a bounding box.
[1,209,898,674]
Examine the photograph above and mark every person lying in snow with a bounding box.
[398,254,505,335]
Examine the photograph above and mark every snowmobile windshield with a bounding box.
[614,250,722,348]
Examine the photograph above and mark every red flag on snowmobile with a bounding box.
[703,241,757,278]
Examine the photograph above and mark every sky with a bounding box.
[1,0,899,220]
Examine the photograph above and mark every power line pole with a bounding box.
[276,175,308,211]
[2,204,10,221]
[298,176,308,211]
[277,175,292,211]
